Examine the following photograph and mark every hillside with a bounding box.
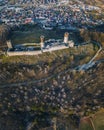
[0,60,104,130]
[0,1,104,129]
[0,43,104,129]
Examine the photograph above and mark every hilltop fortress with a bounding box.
[6,32,74,56]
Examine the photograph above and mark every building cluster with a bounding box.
[0,1,103,29]
[5,0,58,5]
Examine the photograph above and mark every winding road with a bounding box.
[75,41,103,71]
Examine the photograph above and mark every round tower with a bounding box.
[40,35,45,49]
[64,32,69,44]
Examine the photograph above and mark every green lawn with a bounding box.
[11,26,65,44]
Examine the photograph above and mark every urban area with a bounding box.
[0,0,103,30]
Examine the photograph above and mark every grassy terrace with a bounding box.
[10,25,65,44]
[2,43,96,64]
[0,43,98,84]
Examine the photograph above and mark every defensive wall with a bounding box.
[7,45,69,56]
[6,32,73,56]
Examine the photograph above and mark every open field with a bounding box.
[80,109,104,130]
[10,25,66,44]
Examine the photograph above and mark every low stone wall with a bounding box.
[7,50,42,56]
[7,46,69,56]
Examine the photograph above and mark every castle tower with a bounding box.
[64,32,69,44]
[6,40,13,49]
[40,35,45,50]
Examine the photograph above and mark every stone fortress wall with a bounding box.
[7,46,69,56]
[6,32,74,56]
[7,50,42,56]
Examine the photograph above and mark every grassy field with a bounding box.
[79,109,104,130]
[10,25,66,44]
[1,43,95,64]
